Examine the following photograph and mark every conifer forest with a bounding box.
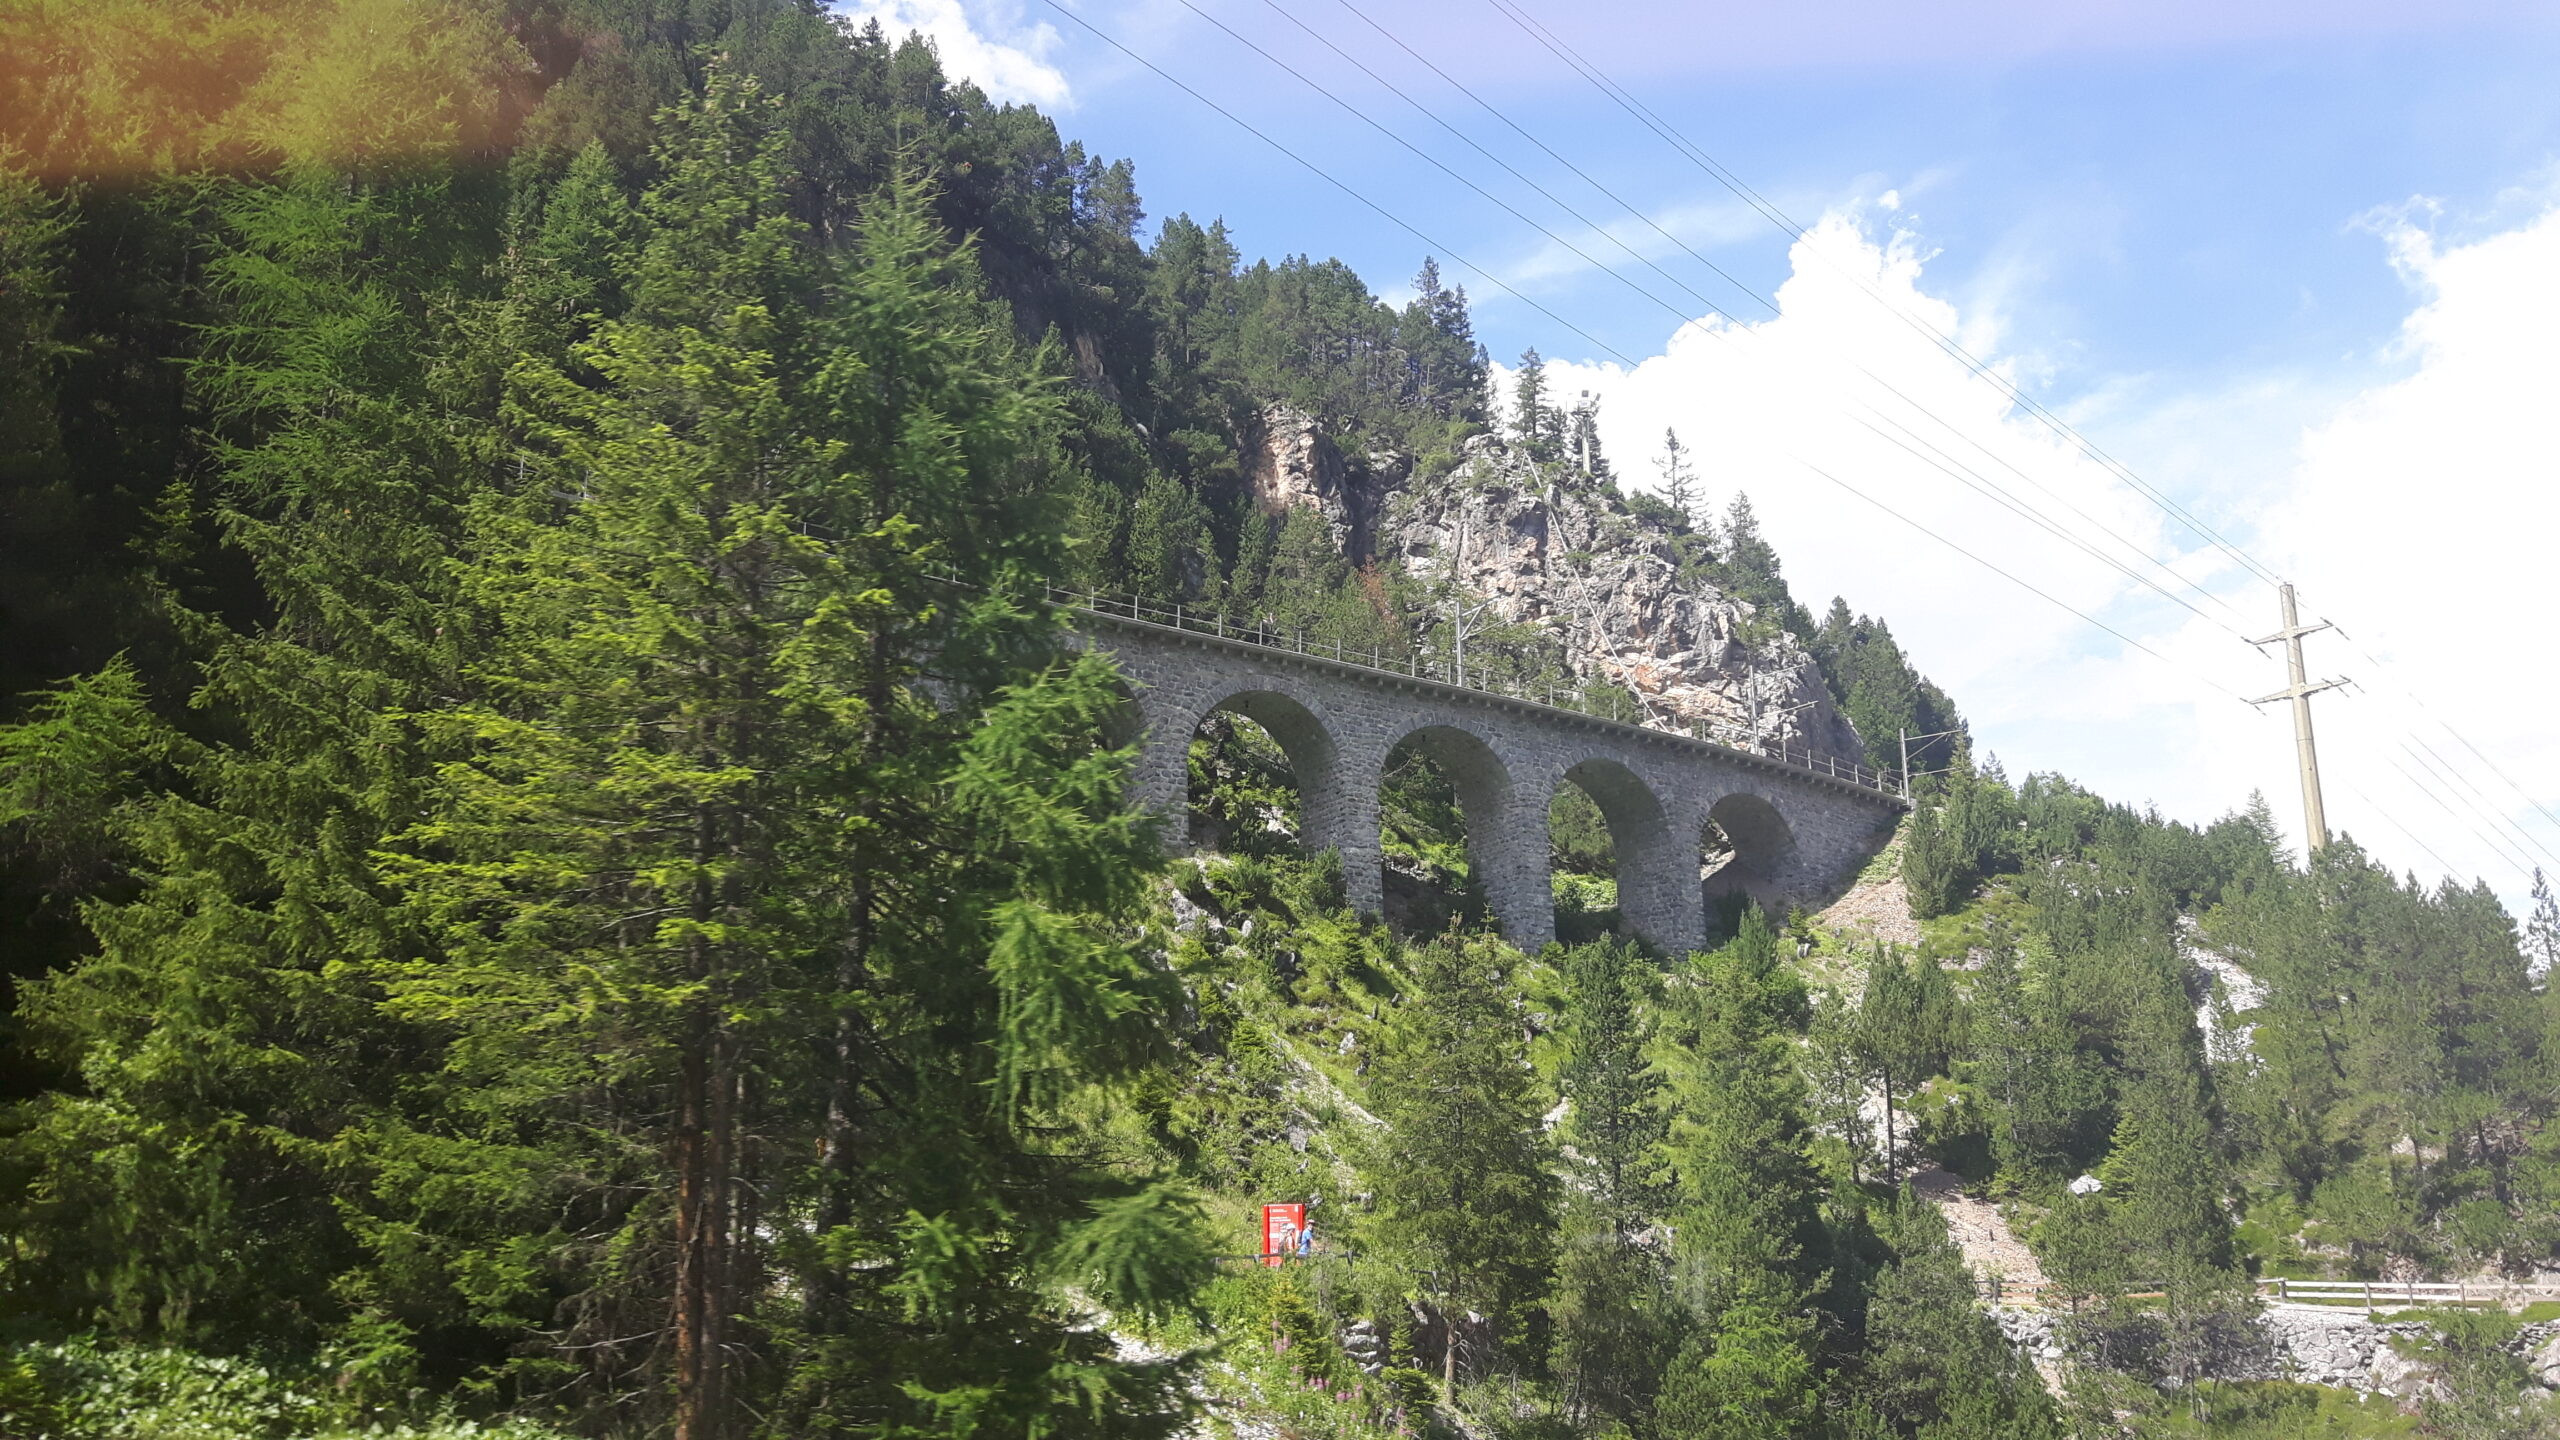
[3,5,2558,1439]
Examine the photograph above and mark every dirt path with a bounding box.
[1815,865,1922,952]
[1908,1163,2046,1292]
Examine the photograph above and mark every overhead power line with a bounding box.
[1850,406,2255,641]
[2388,737,2555,875]
[2340,777,2465,880]
[1477,0,2284,590]
[1310,0,1777,315]
[1463,0,2549,886]
[1793,463,2252,706]
[1300,0,2255,630]
[1031,0,1639,366]
[1201,0,2260,646]
[2379,750,2538,879]
[2329,621,2560,842]
[1044,0,2533,888]
[1250,0,1752,327]
[1164,0,1702,349]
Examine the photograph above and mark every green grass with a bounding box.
[2121,1380,2418,1439]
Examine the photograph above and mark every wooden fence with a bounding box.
[1976,1275,2560,1309]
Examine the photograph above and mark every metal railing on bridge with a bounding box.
[1055,585,1903,800]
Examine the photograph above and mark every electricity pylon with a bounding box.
[2251,582,2347,851]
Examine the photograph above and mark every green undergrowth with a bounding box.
[0,1342,572,1440]
[1189,1268,1432,1440]
[2100,1380,2419,1439]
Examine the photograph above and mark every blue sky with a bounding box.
[843,0,2560,908]
[1024,2,2560,371]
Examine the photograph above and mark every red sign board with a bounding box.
[1260,1203,1308,1266]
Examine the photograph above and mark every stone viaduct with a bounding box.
[1082,609,1907,955]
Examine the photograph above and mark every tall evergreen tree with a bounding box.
[1857,946,1958,1184]
[1654,911,1826,1440]
[1510,347,1560,463]
[2528,867,2560,977]
[1851,1200,2062,1440]
[1400,257,1485,422]
[1550,938,1674,1426]
[1363,934,1559,1392]
[1654,426,1699,524]
[1966,936,2105,1183]
[2094,995,2247,1394]
[1814,599,1963,776]
[1715,495,1813,639]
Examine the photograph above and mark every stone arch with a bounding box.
[1702,789,1799,908]
[1380,723,1546,948]
[1556,756,1700,956]
[1096,670,1146,755]
[1186,686,1377,893]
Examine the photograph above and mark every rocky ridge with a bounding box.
[1991,1306,2560,1398]
[1247,407,1862,761]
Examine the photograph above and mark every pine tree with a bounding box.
[1147,212,1241,407]
[1510,347,1558,462]
[1857,946,1957,1184]
[1654,911,1826,1440]
[2095,994,2248,1396]
[1401,257,1484,421]
[1550,938,1674,1425]
[1852,1200,2063,1439]
[1967,937,2103,1183]
[1654,426,1698,523]
[2528,867,2560,977]
[1557,938,1667,1235]
[1363,934,1559,1392]
[1123,470,1215,604]
[1714,493,1813,639]
[1814,600,1966,777]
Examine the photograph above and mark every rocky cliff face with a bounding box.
[1994,1306,2560,1398]
[1244,407,1397,563]
[1249,406,1863,762]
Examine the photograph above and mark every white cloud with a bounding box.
[1521,190,2560,903]
[2235,198,2560,894]
[832,0,1073,108]
[1515,202,2258,790]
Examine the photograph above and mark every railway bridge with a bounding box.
[1077,598,1907,956]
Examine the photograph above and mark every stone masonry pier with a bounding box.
[1082,608,1906,955]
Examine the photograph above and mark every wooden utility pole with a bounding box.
[2251,582,2347,851]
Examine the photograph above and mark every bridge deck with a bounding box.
[1067,590,1907,811]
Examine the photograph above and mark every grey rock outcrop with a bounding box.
[1373,433,1861,760]
[1991,1304,2560,1398]
[1246,406,1387,563]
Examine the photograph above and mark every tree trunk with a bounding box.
[675,1011,724,1440]
[675,804,733,1440]
[1882,1068,1898,1186]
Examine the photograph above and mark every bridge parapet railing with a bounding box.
[1050,585,1902,800]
